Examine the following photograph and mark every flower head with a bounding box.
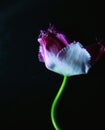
[38,24,105,76]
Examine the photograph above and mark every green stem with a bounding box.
[51,76,68,130]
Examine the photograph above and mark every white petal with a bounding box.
[45,42,91,76]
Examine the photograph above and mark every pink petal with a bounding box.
[56,33,69,46]
[85,43,105,65]
[48,24,69,45]
[38,46,44,62]
[38,25,69,63]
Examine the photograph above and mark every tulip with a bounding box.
[38,24,105,76]
[37,24,105,130]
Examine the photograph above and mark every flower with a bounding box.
[38,24,105,76]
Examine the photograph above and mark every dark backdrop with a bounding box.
[0,0,105,129]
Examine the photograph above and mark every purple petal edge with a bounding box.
[85,43,105,65]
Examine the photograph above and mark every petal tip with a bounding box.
[47,23,57,34]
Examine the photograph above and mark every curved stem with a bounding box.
[51,76,68,130]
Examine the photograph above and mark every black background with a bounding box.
[0,0,105,129]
